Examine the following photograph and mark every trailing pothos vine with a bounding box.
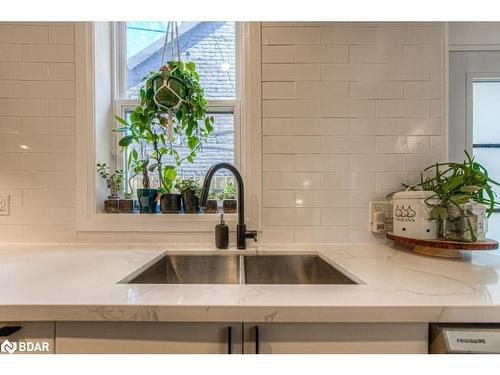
[114,60,214,195]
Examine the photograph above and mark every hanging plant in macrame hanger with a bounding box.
[152,22,187,141]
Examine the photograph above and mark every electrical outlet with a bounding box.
[368,201,392,233]
[0,195,10,216]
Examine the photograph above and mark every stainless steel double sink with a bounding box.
[121,253,358,285]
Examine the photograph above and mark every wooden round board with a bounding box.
[386,232,498,259]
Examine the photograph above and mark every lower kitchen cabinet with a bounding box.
[0,322,55,354]
[243,323,428,354]
[55,322,243,354]
[2,321,428,354]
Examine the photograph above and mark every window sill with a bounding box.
[77,212,239,232]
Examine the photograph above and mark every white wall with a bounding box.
[0,22,445,243]
[0,22,77,242]
[260,22,444,243]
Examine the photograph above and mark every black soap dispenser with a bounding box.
[215,213,229,249]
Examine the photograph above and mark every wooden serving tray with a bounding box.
[386,232,498,259]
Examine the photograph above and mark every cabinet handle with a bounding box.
[0,326,22,337]
[227,326,232,354]
[255,325,259,354]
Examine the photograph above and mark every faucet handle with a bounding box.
[246,230,258,242]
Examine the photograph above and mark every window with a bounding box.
[472,79,500,239]
[114,22,240,195]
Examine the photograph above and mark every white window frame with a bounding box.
[75,22,262,233]
[113,22,243,180]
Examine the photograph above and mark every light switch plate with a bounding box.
[0,195,10,216]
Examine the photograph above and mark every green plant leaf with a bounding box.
[460,185,482,193]
[450,194,471,205]
[118,135,134,147]
[114,115,129,126]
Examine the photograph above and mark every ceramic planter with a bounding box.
[137,188,158,214]
[160,193,182,214]
[104,196,120,213]
[181,190,200,213]
[223,199,237,214]
[204,199,219,214]
[152,73,187,110]
[118,198,134,213]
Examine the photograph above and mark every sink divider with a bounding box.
[239,255,246,285]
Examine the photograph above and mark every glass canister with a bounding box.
[444,201,487,242]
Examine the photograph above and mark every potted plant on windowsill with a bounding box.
[96,163,125,214]
[115,58,215,214]
[416,151,500,242]
[218,181,237,214]
[176,178,201,213]
[203,190,219,214]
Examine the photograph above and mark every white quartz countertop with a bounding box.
[1,242,500,323]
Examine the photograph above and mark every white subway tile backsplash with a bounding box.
[375,136,431,153]
[21,80,75,99]
[48,25,75,44]
[375,27,432,45]
[321,27,375,45]
[48,63,74,80]
[263,172,321,190]
[0,21,445,244]
[349,82,403,99]
[349,154,403,172]
[320,136,376,153]
[0,62,49,80]
[404,81,442,99]
[264,208,321,226]
[263,190,295,207]
[376,99,430,117]
[293,154,348,171]
[349,45,403,63]
[0,80,21,98]
[321,63,375,81]
[294,226,349,243]
[263,99,321,118]
[374,63,430,81]
[0,98,48,116]
[262,46,295,63]
[262,64,320,81]
[263,154,294,171]
[0,117,22,134]
[263,135,320,154]
[295,45,348,63]
[263,118,348,136]
[295,190,350,208]
[403,154,442,171]
[320,99,375,117]
[0,24,48,44]
[1,135,50,152]
[349,118,404,135]
[321,172,376,189]
[263,27,321,45]
[0,44,21,62]
[22,117,75,135]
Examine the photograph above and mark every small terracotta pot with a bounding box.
[204,199,219,213]
[160,193,182,214]
[118,199,134,213]
[104,196,120,213]
[181,190,200,213]
[223,199,237,214]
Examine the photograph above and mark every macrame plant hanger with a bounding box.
[156,21,183,141]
